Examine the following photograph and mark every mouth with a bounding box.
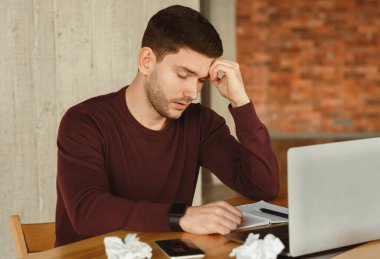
[173,101,189,110]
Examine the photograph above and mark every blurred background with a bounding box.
[202,0,380,203]
[1,0,379,257]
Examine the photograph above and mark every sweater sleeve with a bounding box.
[199,101,279,200]
[57,108,171,236]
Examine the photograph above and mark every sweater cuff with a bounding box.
[123,202,172,232]
[228,100,262,130]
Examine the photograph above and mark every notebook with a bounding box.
[226,137,380,257]
[237,200,288,230]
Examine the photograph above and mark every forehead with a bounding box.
[159,48,215,76]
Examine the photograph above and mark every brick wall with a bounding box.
[237,0,380,133]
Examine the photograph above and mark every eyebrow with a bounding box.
[175,66,209,79]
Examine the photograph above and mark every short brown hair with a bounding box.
[142,5,223,61]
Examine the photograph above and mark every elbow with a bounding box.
[72,224,90,236]
[263,156,280,200]
[65,193,125,236]
[263,163,280,200]
[244,175,279,201]
[255,180,279,201]
[262,180,279,201]
[71,215,112,236]
[248,164,280,201]
[70,214,97,236]
[253,153,280,201]
[69,207,108,236]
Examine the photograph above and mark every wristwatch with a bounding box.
[168,203,187,231]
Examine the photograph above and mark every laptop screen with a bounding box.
[287,137,380,256]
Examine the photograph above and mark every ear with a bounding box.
[137,47,156,75]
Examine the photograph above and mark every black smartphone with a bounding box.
[155,239,205,259]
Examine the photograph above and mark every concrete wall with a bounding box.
[0,1,199,257]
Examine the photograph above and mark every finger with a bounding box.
[213,59,239,76]
[209,63,235,81]
[208,63,220,81]
[212,217,240,232]
[209,59,232,80]
[212,204,242,226]
[221,210,242,226]
[208,218,235,235]
[212,58,239,69]
[219,215,239,230]
[216,201,243,218]
[217,224,233,235]
[207,217,237,235]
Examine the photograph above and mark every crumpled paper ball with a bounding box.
[104,233,152,259]
[230,233,285,259]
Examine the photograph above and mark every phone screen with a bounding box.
[155,239,205,258]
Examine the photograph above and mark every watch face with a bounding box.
[169,203,187,216]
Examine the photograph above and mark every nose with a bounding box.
[183,79,199,101]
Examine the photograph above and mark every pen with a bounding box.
[260,208,288,218]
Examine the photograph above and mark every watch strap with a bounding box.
[168,203,187,231]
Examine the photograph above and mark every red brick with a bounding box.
[237,0,380,133]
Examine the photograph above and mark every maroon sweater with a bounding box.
[55,87,279,246]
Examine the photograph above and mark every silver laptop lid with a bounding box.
[287,137,380,257]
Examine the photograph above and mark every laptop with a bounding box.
[226,137,380,258]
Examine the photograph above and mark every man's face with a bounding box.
[144,48,214,120]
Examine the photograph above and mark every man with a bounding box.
[55,5,279,246]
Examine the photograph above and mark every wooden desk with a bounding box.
[24,194,287,259]
[22,193,380,258]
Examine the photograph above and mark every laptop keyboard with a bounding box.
[225,223,289,248]
[249,224,290,247]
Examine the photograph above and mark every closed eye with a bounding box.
[177,73,187,79]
